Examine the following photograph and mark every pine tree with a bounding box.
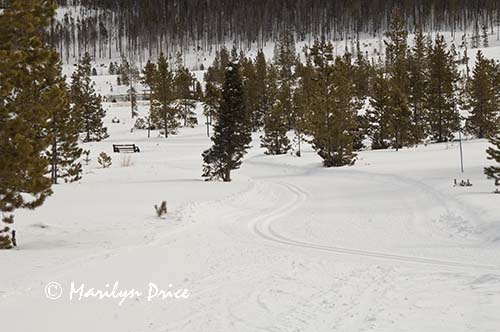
[108,62,115,75]
[253,50,270,130]
[368,70,392,150]
[471,21,481,48]
[293,56,315,156]
[274,30,298,129]
[482,25,489,48]
[70,52,108,142]
[119,56,130,86]
[194,81,203,101]
[353,40,372,99]
[0,0,61,248]
[202,62,251,182]
[47,61,82,185]
[426,34,460,143]
[465,51,500,138]
[151,53,179,138]
[377,8,413,150]
[203,71,220,136]
[202,49,228,135]
[141,59,157,136]
[261,68,291,155]
[127,63,140,118]
[241,56,260,131]
[408,27,430,143]
[304,40,359,167]
[485,130,500,188]
[174,64,197,127]
[127,85,138,118]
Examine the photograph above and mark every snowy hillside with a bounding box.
[1,100,499,331]
[3,2,500,331]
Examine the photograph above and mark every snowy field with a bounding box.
[0,99,499,331]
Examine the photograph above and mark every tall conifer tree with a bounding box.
[0,0,61,248]
[253,50,270,130]
[408,27,430,143]
[47,61,82,185]
[175,65,197,127]
[304,40,359,167]
[426,34,460,142]
[202,62,251,182]
[261,64,291,155]
[70,52,108,142]
[465,51,500,138]
[151,53,179,138]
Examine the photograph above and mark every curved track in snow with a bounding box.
[251,181,500,271]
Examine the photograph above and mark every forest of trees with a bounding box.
[2,1,500,250]
[200,8,500,171]
[50,0,500,63]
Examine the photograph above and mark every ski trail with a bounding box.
[251,181,500,271]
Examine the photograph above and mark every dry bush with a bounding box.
[155,201,168,218]
[120,155,133,167]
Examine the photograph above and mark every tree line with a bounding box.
[199,9,500,182]
[50,0,500,62]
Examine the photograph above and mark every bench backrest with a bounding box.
[113,144,140,153]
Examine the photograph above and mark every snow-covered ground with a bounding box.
[1,100,499,332]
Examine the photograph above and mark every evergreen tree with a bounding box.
[47,61,82,185]
[408,27,430,143]
[174,61,197,127]
[151,53,179,138]
[119,56,130,86]
[482,25,489,48]
[241,56,260,131]
[426,34,460,142]
[274,30,298,128]
[202,49,228,135]
[70,52,108,142]
[368,70,392,150]
[485,130,500,188]
[293,56,316,156]
[371,8,413,150]
[142,59,157,137]
[253,50,271,130]
[203,71,221,136]
[0,0,60,249]
[304,40,359,167]
[108,62,116,75]
[127,85,138,118]
[202,62,251,182]
[353,40,373,99]
[194,81,203,101]
[128,63,140,118]
[368,69,412,150]
[465,51,500,138]
[261,65,291,156]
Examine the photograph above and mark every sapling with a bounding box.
[97,152,112,168]
[155,201,168,218]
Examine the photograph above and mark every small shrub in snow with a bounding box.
[97,152,112,168]
[83,150,91,166]
[134,117,147,130]
[155,201,168,218]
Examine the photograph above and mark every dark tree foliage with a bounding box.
[485,129,500,188]
[0,0,62,249]
[202,62,252,182]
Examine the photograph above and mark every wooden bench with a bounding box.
[113,144,140,153]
